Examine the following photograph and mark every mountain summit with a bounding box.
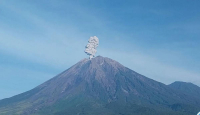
[0,56,200,115]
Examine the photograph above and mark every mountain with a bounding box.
[169,81,200,99]
[0,56,200,115]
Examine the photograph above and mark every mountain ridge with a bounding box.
[0,56,200,115]
[169,81,200,99]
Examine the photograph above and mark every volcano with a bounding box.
[0,56,200,115]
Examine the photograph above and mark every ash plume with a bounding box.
[85,36,99,59]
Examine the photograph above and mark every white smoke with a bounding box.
[85,36,99,59]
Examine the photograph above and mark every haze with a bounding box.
[0,0,200,100]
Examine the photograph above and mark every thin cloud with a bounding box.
[100,49,200,86]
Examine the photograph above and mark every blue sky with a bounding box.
[0,0,200,99]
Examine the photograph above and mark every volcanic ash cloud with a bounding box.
[85,36,99,59]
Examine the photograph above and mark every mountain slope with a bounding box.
[169,81,200,99]
[0,56,200,115]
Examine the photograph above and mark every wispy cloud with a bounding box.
[0,65,54,99]
[100,49,200,85]
[0,1,89,69]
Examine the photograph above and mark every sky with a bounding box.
[0,0,200,99]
